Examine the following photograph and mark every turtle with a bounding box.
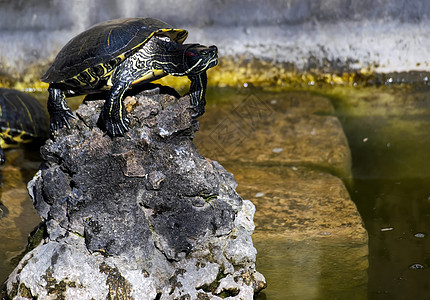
[0,88,49,164]
[41,17,218,137]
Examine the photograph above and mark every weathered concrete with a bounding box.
[195,90,352,179]
[194,89,366,239]
[5,90,265,299]
[0,0,429,85]
[233,165,367,242]
[195,91,365,240]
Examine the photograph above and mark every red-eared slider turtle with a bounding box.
[41,17,218,137]
[0,88,49,164]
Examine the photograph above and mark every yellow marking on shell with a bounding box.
[107,29,113,46]
[13,131,32,144]
[70,53,129,87]
[14,94,37,134]
[0,137,6,149]
[79,36,90,56]
[0,128,34,149]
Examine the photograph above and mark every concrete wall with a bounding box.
[1,0,430,83]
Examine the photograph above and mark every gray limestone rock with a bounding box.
[5,89,265,299]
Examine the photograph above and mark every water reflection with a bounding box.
[0,149,41,282]
[254,236,368,299]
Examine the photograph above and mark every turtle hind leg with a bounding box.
[188,72,207,118]
[47,86,76,132]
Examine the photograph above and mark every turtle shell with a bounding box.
[0,88,49,146]
[41,17,188,84]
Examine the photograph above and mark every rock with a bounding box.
[5,90,265,299]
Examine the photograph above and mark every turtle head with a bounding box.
[183,44,218,76]
[152,38,218,76]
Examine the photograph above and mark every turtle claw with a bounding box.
[49,109,76,132]
[191,104,205,118]
[103,116,130,137]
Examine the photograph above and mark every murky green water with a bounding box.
[329,85,430,299]
[1,85,430,299]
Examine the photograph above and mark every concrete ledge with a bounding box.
[233,165,367,243]
[195,90,352,179]
[195,90,364,241]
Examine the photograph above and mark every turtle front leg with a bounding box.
[188,71,207,117]
[100,80,131,137]
[47,86,76,133]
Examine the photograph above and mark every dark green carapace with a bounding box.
[41,17,218,137]
[0,88,48,164]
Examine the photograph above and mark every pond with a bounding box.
[1,84,430,299]
[329,84,430,300]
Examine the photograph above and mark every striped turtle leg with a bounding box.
[101,47,155,136]
[47,86,75,132]
[100,79,131,137]
[188,71,207,117]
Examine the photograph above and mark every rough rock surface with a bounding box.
[5,89,265,299]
